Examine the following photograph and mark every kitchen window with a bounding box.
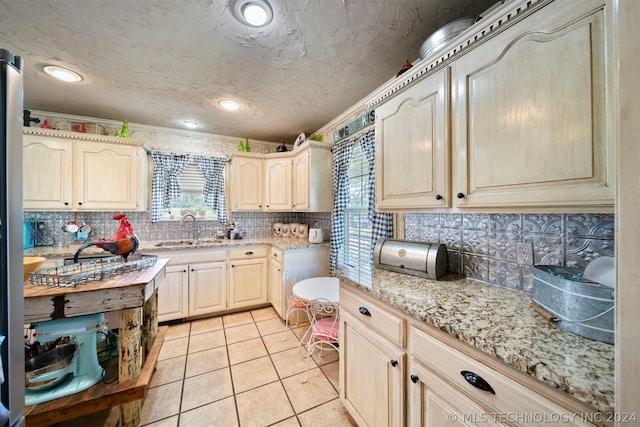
[331,129,392,286]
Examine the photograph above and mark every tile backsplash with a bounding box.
[24,211,332,247]
[404,213,615,293]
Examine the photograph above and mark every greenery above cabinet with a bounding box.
[230,142,333,212]
[23,128,148,211]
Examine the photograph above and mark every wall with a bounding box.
[404,212,615,293]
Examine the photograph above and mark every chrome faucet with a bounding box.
[181,213,198,243]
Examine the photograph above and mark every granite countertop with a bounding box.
[339,269,614,414]
[23,237,329,258]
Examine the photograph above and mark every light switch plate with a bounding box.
[515,242,534,265]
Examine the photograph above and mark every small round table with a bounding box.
[292,277,339,303]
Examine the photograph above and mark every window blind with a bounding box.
[178,161,205,193]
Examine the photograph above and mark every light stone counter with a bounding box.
[339,268,615,414]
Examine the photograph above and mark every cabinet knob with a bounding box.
[460,370,495,394]
[183,269,187,273]
[435,194,443,200]
[78,202,83,205]
[266,204,269,208]
[410,375,419,384]
[191,268,195,272]
[358,307,371,317]
[64,202,69,206]
[390,359,398,367]
[456,192,465,199]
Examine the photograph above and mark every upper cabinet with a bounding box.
[375,68,450,210]
[23,128,148,211]
[451,0,613,209]
[231,142,333,212]
[368,0,614,212]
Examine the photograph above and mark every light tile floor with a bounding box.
[139,307,357,427]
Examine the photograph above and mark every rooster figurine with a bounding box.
[73,214,140,263]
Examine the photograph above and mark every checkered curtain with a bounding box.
[194,155,228,223]
[150,151,192,223]
[359,129,393,253]
[330,138,356,271]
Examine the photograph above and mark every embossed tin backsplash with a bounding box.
[404,213,615,293]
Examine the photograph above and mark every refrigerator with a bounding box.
[0,48,25,427]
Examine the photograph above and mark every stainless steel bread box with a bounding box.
[532,265,614,344]
[374,239,448,280]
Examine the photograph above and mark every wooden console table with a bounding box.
[23,259,169,426]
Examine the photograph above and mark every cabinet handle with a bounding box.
[358,307,371,316]
[245,251,254,255]
[456,192,465,199]
[460,371,495,394]
[78,202,83,205]
[390,359,398,367]
[435,194,443,200]
[410,374,419,384]
[64,202,69,206]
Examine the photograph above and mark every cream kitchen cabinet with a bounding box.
[23,128,147,211]
[340,288,405,427]
[228,247,268,309]
[450,0,613,209]
[292,144,333,211]
[150,249,227,322]
[264,157,292,211]
[374,67,450,210]
[268,245,329,321]
[230,154,264,211]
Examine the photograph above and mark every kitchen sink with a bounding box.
[154,239,223,247]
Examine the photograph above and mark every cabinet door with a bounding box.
[23,136,73,210]
[268,258,284,318]
[264,157,292,211]
[408,359,505,427]
[231,156,263,211]
[452,3,613,208]
[340,311,404,427]
[375,68,450,210]
[74,141,143,210]
[229,258,268,309]
[292,151,309,211]
[158,264,189,322]
[189,261,227,316]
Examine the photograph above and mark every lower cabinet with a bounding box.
[339,286,599,427]
[228,247,268,310]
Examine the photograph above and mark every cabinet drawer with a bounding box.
[270,247,284,262]
[229,246,268,260]
[341,287,404,347]
[149,248,226,265]
[409,326,594,425]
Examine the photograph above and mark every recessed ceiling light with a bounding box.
[43,65,82,82]
[184,120,198,129]
[233,0,273,27]
[219,99,241,111]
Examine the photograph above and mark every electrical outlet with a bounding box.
[515,242,534,265]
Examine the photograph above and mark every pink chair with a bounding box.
[281,294,309,341]
[301,298,339,383]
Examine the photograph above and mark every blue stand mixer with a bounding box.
[25,313,106,406]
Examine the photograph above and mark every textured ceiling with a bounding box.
[0,0,496,142]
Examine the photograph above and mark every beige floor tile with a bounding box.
[140,381,182,425]
[256,317,286,337]
[297,398,357,427]
[158,336,188,361]
[227,337,268,365]
[164,323,190,341]
[179,396,238,427]
[271,347,314,379]
[181,368,233,412]
[321,360,340,392]
[271,417,301,427]
[139,414,179,427]
[190,316,224,335]
[282,371,338,414]
[311,345,340,366]
[251,306,279,322]
[224,322,260,344]
[236,382,295,427]
[262,331,301,355]
[185,346,229,378]
[230,356,279,393]
[223,311,254,328]
[149,355,186,388]
[188,329,226,353]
